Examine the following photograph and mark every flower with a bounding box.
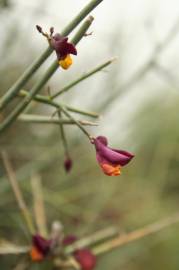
[51,33,77,69]
[92,136,134,176]
[74,249,96,270]
[30,234,52,262]
[64,157,73,172]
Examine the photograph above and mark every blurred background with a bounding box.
[1,0,179,269]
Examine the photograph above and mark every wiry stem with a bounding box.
[52,58,116,98]
[92,213,179,255]
[1,151,35,234]
[58,110,70,158]
[0,16,94,132]
[19,90,99,118]
[0,0,104,111]
[30,173,48,237]
[59,104,92,139]
[18,114,98,126]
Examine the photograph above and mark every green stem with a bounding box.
[18,114,98,126]
[19,90,99,118]
[52,58,116,98]
[59,104,92,139]
[58,111,69,157]
[0,0,103,111]
[0,16,94,133]
[65,105,99,118]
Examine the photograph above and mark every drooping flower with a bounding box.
[74,249,96,270]
[64,157,73,172]
[30,234,52,262]
[92,136,134,176]
[51,33,77,69]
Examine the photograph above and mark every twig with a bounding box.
[52,58,116,98]
[64,227,118,255]
[57,110,70,161]
[59,104,93,139]
[18,114,98,126]
[1,151,35,234]
[19,90,99,118]
[30,173,48,237]
[0,0,104,111]
[92,213,179,255]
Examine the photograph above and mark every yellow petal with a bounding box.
[59,55,73,70]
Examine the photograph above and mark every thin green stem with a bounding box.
[59,104,92,139]
[58,111,70,157]
[0,0,103,111]
[52,58,116,98]
[0,16,94,133]
[19,90,99,118]
[64,227,118,255]
[18,114,98,126]
[92,213,179,256]
[65,105,99,118]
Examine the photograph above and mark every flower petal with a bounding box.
[74,249,96,270]
[94,137,133,166]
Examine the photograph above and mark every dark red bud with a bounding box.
[74,249,96,270]
[64,158,72,172]
[50,27,54,35]
[36,25,42,33]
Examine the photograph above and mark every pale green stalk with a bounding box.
[52,58,115,98]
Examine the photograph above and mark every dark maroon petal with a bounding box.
[109,148,134,166]
[94,136,134,166]
[62,235,77,246]
[64,158,73,172]
[74,249,96,270]
[32,234,51,256]
[55,41,77,57]
[64,42,77,55]
[51,34,77,58]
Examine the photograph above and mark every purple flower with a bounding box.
[92,136,134,176]
[36,25,77,70]
[30,234,52,262]
[51,33,77,69]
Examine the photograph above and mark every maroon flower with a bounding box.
[51,33,77,69]
[92,136,134,176]
[30,234,52,262]
[74,249,96,270]
[36,25,77,70]
[64,157,73,172]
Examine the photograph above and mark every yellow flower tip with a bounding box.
[101,163,121,176]
[59,54,73,70]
